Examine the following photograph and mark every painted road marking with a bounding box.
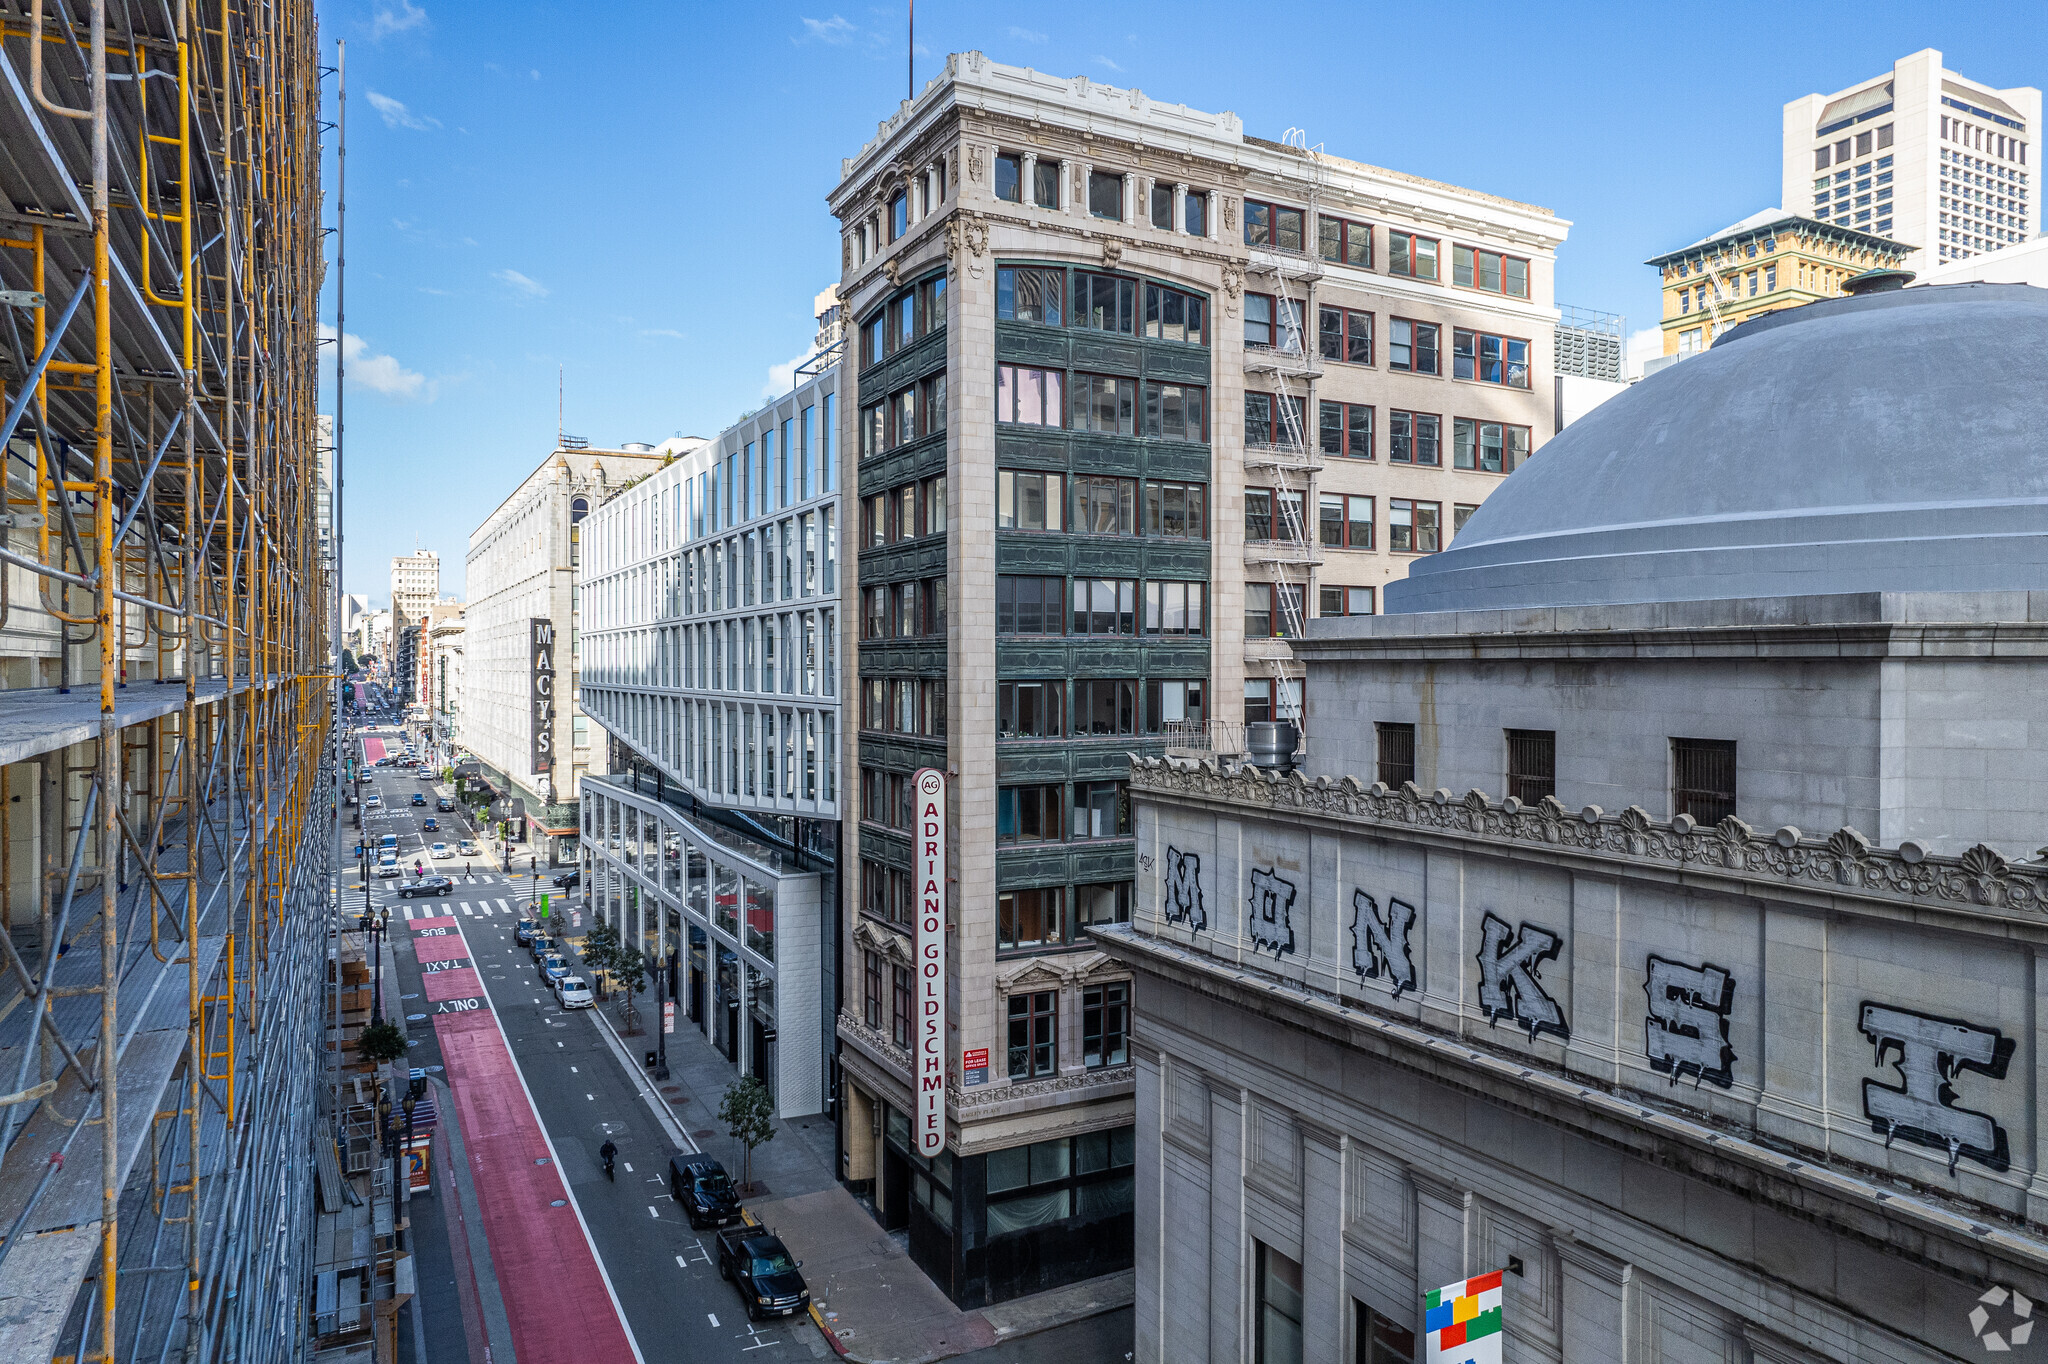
[402,906,415,921]
[586,1094,595,1101]
[496,898,512,914]
[647,1206,659,1218]
[570,1066,578,1073]
[622,1162,633,1173]
[708,1314,720,1328]
[676,1255,687,1270]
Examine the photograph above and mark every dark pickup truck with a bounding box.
[716,1224,809,1320]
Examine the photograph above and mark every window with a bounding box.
[889,191,908,241]
[995,267,1063,325]
[863,952,883,1029]
[1074,678,1138,736]
[1506,729,1556,804]
[1388,499,1440,553]
[1077,882,1133,927]
[1034,159,1060,209]
[997,470,1064,531]
[1671,737,1737,824]
[1143,383,1207,442]
[1071,579,1137,635]
[1083,984,1129,1067]
[1388,319,1438,374]
[1143,580,1206,635]
[995,364,1065,426]
[1318,585,1375,617]
[1074,781,1128,839]
[1184,191,1207,236]
[1318,215,1372,267]
[996,576,1064,635]
[1150,182,1173,229]
[892,965,914,1048]
[994,152,1023,203]
[1319,401,1373,459]
[1319,494,1373,549]
[1071,374,1136,435]
[1319,306,1373,365]
[1244,392,1305,448]
[1452,503,1479,538]
[997,785,1064,846]
[1143,283,1206,345]
[1007,991,1058,1077]
[999,889,1065,950]
[1074,273,1136,333]
[1389,411,1440,466]
[1452,419,1530,473]
[1452,329,1531,387]
[1243,677,1301,724]
[1244,582,1302,638]
[1073,475,1137,536]
[1244,199,1305,252]
[1356,1301,1418,1364]
[1245,293,1275,349]
[1088,170,1124,220]
[1765,264,1777,291]
[1144,679,1206,733]
[862,585,889,640]
[1142,480,1206,539]
[1388,231,1439,280]
[1815,146,1830,171]
[1452,244,1530,298]
[1256,1242,1305,1364]
[998,681,1064,739]
[1376,722,1416,787]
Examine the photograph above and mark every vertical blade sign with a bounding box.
[915,767,948,1156]
[530,617,555,773]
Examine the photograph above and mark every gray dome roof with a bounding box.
[1386,283,2048,613]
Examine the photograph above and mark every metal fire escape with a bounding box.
[1241,128,1326,738]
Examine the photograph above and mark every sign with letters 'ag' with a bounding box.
[914,767,947,1156]
[529,618,557,773]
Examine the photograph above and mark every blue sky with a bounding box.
[325,0,2048,604]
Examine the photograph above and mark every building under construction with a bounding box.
[0,2,336,1362]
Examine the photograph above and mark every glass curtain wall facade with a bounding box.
[583,776,827,1114]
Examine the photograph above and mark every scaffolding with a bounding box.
[0,2,333,1362]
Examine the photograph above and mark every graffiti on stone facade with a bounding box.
[1859,1002,2013,1174]
[1643,955,1736,1088]
[1348,891,1417,998]
[1246,868,1298,958]
[1162,847,1207,931]
[1476,913,1568,1042]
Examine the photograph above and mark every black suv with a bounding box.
[436,798,455,812]
[669,1156,742,1229]
[552,869,581,890]
[398,877,454,899]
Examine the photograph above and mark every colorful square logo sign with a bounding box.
[1424,1269,1504,1364]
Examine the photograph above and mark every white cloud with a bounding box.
[370,0,428,41]
[639,328,685,340]
[800,15,855,44]
[765,351,811,398]
[1093,55,1123,72]
[1008,25,1047,43]
[492,268,548,299]
[321,324,427,398]
[1625,326,1664,378]
[366,90,437,131]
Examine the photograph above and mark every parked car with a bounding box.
[551,868,581,890]
[430,842,451,859]
[555,976,593,1009]
[421,817,439,832]
[715,1226,809,1320]
[365,795,381,809]
[436,798,455,812]
[541,954,571,986]
[669,1156,742,1229]
[398,876,454,899]
[457,839,480,857]
[514,918,539,944]
[409,793,427,807]
[529,935,556,963]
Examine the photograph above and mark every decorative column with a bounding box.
[1408,1167,1471,1308]
[1123,172,1137,226]
[1556,1238,1634,1363]
[1300,1121,1348,1362]
[1173,182,1189,235]
[1021,152,1039,207]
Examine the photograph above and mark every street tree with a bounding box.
[357,1020,406,1066]
[718,1075,776,1193]
[613,943,647,1033]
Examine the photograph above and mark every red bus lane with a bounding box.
[409,919,640,1363]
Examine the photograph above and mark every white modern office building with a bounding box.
[1783,49,2039,266]
[578,361,844,1117]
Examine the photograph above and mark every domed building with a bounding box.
[1099,283,2048,1364]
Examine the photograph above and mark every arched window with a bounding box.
[571,496,590,525]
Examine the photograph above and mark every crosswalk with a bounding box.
[398,897,527,921]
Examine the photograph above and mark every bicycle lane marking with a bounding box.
[410,919,645,1364]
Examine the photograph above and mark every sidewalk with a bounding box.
[581,979,1131,1364]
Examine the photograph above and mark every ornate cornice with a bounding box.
[956,1062,1137,1111]
[1129,755,2048,928]
[837,1009,912,1076]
